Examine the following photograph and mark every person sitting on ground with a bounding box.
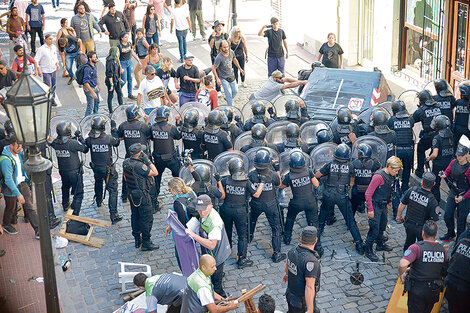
[251,70,306,102]
[195,75,218,110]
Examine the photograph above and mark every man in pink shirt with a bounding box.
[364,156,402,262]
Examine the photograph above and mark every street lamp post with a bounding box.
[1,54,59,313]
[231,0,237,27]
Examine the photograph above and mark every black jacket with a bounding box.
[99,11,129,40]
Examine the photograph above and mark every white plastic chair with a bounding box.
[118,262,152,293]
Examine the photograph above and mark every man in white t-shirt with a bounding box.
[170,0,190,62]
[137,65,166,115]
[252,70,306,102]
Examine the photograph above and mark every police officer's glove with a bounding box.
[214,173,221,182]
[267,107,275,118]
[272,161,280,172]
[234,115,242,123]
[183,156,193,167]
[110,119,117,129]
[139,152,152,166]
[74,130,81,138]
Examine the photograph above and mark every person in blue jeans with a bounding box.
[58,36,83,85]
[142,4,161,47]
[83,51,101,116]
[170,0,190,62]
[117,32,142,100]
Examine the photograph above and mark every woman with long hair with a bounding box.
[133,28,149,90]
[166,177,197,228]
[228,26,248,87]
[118,32,142,100]
[156,56,178,104]
[142,4,161,46]
[56,18,76,78]
[105,46,123,113]
[141,43,162,74]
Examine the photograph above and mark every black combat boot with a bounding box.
[365,246,379,262]
[111,213,123,225]
[49,215,61,229]
[238,257,254,269]
[355,241,365,255]
[134,236,142,249]
[272,252,286,263]
[376,242,392,252]
[283,233,292,245]
[141,240,159,251]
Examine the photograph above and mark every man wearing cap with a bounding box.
[283,226,321,313]
[137,65,166,115]
[439,144,470,241]
[185,195,232,298]
[123,143,159,250]
[258,17,288,76]
[175,55,200,106]
[396,172,439,252]
[251,70,306,102]
[364,156,403,262]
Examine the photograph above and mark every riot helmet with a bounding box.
[418,90,435,106]
[370,109,391,134]
[206,110,224,134]
[337,107,352,125]
[155,106,170,121]
[221,107,234,123]
[357,143,372,159]
[251,101,266,117]
[228,157,248,180]
[434,79,453,97]
[56,121,72,143]
[193,164,211,192]
[285,99,300,119]
[289,150,306,169]
[316,129,333,144]
[251,123,267,145]
[286,123,300,146]
[334,143,351,162]
[126,104,140,121]
[431,114,451,131]
[391,100,409,118]
[254,148,272,169]
[89,116,107,138]
[182,109,199,133]
[459,84,470,99]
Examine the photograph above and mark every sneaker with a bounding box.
[2,225,18,234]
[35,231,40,240]
[67,77,74,85]
[193,36,197,41]
[376,243,392,252]
[355,241,365,255]
[202,37,206,41]
[241,82,247,88]
[272,252,286,263]
[111,214,124,225]
[439,233,455,241]
[238,257,253,269]
[365,247,379,262]
[128,95,137,100]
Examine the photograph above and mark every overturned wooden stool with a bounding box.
[58,209,111,248]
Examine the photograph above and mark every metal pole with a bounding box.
[24,146,60,313]
[231,0,237,26]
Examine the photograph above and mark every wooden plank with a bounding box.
[58,233,103,248]
[85,225,94,241]
[65,214,111,228]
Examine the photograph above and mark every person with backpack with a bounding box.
[58,36,83,85]
[11,44,38,77]
[133,28,149,90]
[80,51,101,116]
[195,75,217,109]
[258,17,288,77]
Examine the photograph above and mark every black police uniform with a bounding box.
[388,115,415,191]
[400,186,439,252]
[351,158,381,215]
[286,245,321,313]
[282,168,321,251]
[405,241,447,313]
[201,129,232,161]
[123,157,154,245]
[248,169,283,255]
[276,142,309,154]
[181,128,205,159]
[220,176,254,261]
[243,116,275,131]
[221,123,243,146]
[369,129,397,160]
[240,141,278,153]
[318,160,363,247]
[150,120,182,208]
[443,159,470,239]
[191,171,222,207]
[51,137,87,215]
[453,98,470,152]
[117,119,150,201]
[413,104,441,175]
[433,94,456,125]
[85,133,121,220]
[430,132,454,203]
[445,237,470,313]
[332,124,355,148]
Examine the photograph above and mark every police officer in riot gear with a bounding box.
[396,172,439,252]
[283,226,321,313]
[315,129,333,144]
[315,143,365,255]
[280,99,309,126]
[453,84,470,152]
[248,148,286,263]
[388,100,415,192]
[123,143,159,251]
[280,151,323,257]
[399,220,448,313]
[85,116,123,224]
[187,162,222,205]
[240,123,278,152]
[218,158,263,269]
[117,104,150,203]
[276,123,309,153]
[364,156,403,262]
[413,90,442,177]
[427,115,454,204]
[220,107,243,145]
[181,109,205,159]
[50,122,87,216]
[433,79,456,124]
[439,145,470,241]
[243,100,275,131]
[332,107,356,147]
[202,110,233,161]
[369,109,396,160]
[150,106,182,212]
[351,143,381,215]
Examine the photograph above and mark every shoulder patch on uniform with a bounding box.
[306,261,315,272]
[403,249,412,257]
[142,164,148,171]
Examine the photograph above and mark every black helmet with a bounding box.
[155,106,170,121]
[289,150,306,169]
[251,123,267,144]
[89,116,107,138]
[418,90,435,106]
[4,120,14,136]
[228,157,248,180]
[286,123,300,144]
[285,99,300,119]
[370,109,391,134]
[431,114,451,131]
[459,84,470,99]
[434,79,452,97]
[391,100,409,118]
[254,148,271,169]
[206,110,224,134]
[126,104,140,121]
[182,109,199,132]
[316,129,333,144]
[56,121,72,143]
[194,164,211,183]
[334,143,351,161]
[251,101,266,116]
[357,143,372,158]
[337,107,352,124]
[221,107,234,123]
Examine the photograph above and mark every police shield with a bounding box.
[179,159,217,186]
[279,149,312,176]
[80,113,111,138]
[266,120,292,146]
[214,151,250,178]
[354,101,393,136]
[215,105,244,124]
[309,142,337,171]
[241,99,276,123]
[271,94,304,118]
[300,120,331,146]
[233,131,252,151]
[179,101,210,127]
[245,147,279,172]
[49,115,82,167]
[148,106,181,126]
[397,89,420,113]
[351,135,388,167]
[111,104,146,126]
[459,134,470,149]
